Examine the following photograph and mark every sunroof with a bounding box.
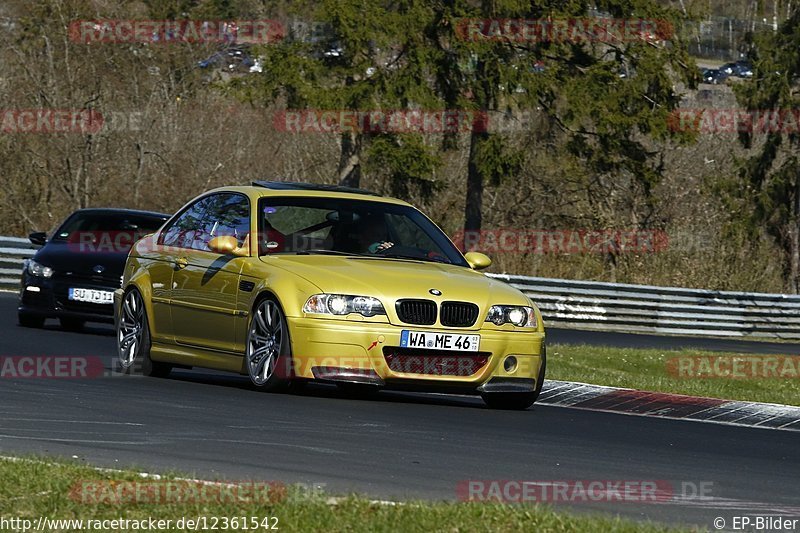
[252,180,380,196]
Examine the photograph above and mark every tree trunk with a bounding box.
[337,131,361,188]
[463,35,493,250]
[464,130,488,249]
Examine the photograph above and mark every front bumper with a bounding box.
[287,316,544,393]
[18,273,117,324]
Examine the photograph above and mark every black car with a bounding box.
[720,60,753,78]
[18,208,169,330]
[701,68,729,85]
[197,46,255,71]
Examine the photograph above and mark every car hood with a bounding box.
[33,242,128,280]
[263,255,532,317]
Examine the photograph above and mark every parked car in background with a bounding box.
[720,60,753,78]
[197,46,255,72]
[701,68,729,85]
[18,208,169,330]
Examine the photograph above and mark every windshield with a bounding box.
[52,211,168,249]
[258,197,468,267]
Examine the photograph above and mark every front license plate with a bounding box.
[400,330,480,352]
[68,288,114,304]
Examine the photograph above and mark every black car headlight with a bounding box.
[25,259,54,278]
[303,294,386,317]
[486,305,537,328]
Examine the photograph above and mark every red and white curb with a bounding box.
[539,380,800,432]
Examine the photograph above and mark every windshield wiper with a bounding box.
[378,252,449,264]
[295,249,371,257]
[296,249,450,264]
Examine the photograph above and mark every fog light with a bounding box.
[503,355,518,373]
[25,286,41,292]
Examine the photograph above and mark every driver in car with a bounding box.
[358,214,395,254]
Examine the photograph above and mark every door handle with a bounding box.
[174,257,189,270]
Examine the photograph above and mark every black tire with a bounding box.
[60,317,85,331]
[117,288,171,378]
[482,349,547,410]
[246,297,294,392]
[18,312,45,328]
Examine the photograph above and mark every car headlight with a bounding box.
[303,294,386,317]
[26,259,54,278]
[486,305,537,328]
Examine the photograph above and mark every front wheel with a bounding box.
[246,298,293,392]
[117,288,171,378]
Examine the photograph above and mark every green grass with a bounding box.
[0,456,694,532]
[549,343,800,406]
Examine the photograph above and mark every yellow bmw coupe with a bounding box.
[115,182,546,409]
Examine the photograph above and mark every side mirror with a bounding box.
[207,235,248,257]
[464,251,492,270]
[29,232,47,246]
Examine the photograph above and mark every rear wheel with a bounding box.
[60,317,85,331]
[247,298,293,392]
[117,288,171,377]
[482,351,547,410]
[18,312,44,328]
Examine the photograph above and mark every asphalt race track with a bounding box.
[1,292,798,529]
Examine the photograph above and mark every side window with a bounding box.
[204,194,250,247]
[160,197,212,250]
[161,194,250,251]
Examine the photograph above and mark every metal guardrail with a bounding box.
[0,236,34,293]
[489,274,800,339]
[2,235,799,339]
